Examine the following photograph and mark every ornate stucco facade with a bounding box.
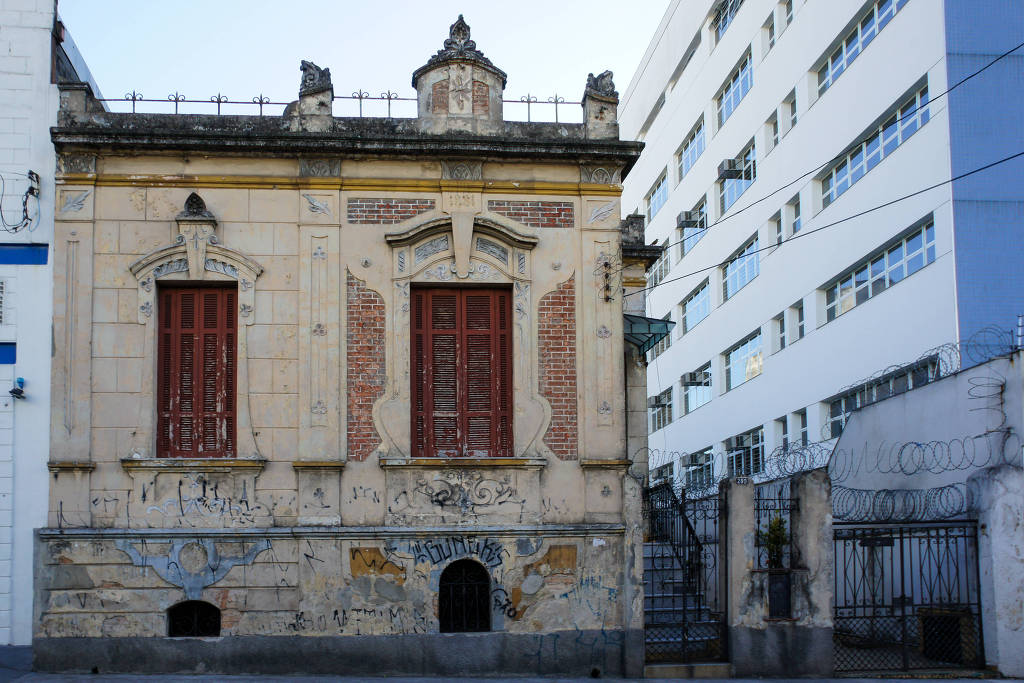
[34,17,653,676]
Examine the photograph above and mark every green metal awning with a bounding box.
[623,313,675,355]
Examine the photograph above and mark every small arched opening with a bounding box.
[438,559,490,633]
[167,600,221,637]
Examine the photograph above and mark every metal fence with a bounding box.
[96,91,583,122]
[833,522,983,672]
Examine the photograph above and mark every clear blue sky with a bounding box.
[57,1,669,121]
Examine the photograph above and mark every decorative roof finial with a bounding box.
[412,15,507,88]
[177,192,214,220]
[299,60,332,97]
[585,71,618,100]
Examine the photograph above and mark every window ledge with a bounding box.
[291,460,346,471]
[47,461,96,474]
[120,457,267,473]
[380,457,546,470]
[579,459,632,470]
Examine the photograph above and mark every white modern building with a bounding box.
[619,0,1024,488]
[0,0,97,644]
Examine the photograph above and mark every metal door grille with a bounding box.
[833,522,983,672]
[438,559,490,633]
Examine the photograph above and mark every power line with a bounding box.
[634,37,1024,262]
[627,148,1024,298]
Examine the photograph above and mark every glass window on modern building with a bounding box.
[724,330,763,390]
[826,355,939,437]
[646,171,669,221]
[680,280,711,334]
[649,386,673,432]
[685,447,714,489]
[720,140,756,213]
[677,118,706,180]
[723,234,759,299]
[680,198,708,258]
[817,0,911,96]
[717,51,753,127]
[713,0,746,42]
[648,313,673,361]
[682,362,712,413]
[822,84,929,207]
[726,426,764,476]
[824,219,935,322]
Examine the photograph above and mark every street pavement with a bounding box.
[0,647,1009,683]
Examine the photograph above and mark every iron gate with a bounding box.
[833,522,984,672]
[642,484,725,663]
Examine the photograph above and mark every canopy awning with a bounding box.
[623,313,675,355]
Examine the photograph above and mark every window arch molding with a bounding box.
[374,211,554,462]
[123,192,265,461]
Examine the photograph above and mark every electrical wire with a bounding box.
[626,148,1024,299]
[626,37,1024,275]
[0,171,40,233]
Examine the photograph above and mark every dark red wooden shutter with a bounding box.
[411,288,512,458]
[157,286,236,458]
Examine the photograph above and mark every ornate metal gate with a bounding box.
[833,522,984,672]
[642,484,725,663]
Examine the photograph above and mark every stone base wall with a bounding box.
[34,630,641,676]
[33,526,636,675]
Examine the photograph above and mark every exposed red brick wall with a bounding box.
[347,271,386,461]
[538,276,578,460]
[472,80,489,115]
[432,80,449,115]
[347,198,435,225]
[487,200,574,228]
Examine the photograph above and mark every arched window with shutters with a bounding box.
[411,287,512,458]
[438,559,490,633]
[157,285,237,458]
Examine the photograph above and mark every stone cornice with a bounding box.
[51,116,643,176]
[38,523,625,540]
[53,174,624,197]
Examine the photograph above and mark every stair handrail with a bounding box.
[642,482,705,592]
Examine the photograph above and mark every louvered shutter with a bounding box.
[157,286,236,457]
[411,288,512,458]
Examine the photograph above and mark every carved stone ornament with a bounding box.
[299,60,332,96]
[581,164,623,184]
[441,160,483,181]
[299,159,341,177]
[584,70,618,100]
[177,192,215,220]
[412,14,507,87]
[56,154,96,175]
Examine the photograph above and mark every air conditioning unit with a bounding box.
[680,369,711,386]
[647,396,668,408]
[677,210,701,228]
[718,158,744,180]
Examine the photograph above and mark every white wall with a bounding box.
[0,0,58,645]
[620,0,961,479]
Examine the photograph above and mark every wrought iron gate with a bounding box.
[833,522,984,672]
[643,484,725,663]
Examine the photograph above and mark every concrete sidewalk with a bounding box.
[0,647,1006,682]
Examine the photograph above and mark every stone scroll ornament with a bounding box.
[115,538,270,600]
[299,60,332,96]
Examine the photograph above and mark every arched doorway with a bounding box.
[167,600,221,637]
[438,559,490,633]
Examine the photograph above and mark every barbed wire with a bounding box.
[641,326,1024,521]
[0,171,40,233]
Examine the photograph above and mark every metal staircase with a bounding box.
[642,483,725,667]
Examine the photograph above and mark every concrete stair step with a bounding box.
[644,662,731,679]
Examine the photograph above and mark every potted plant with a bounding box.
[763,515,792,618]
